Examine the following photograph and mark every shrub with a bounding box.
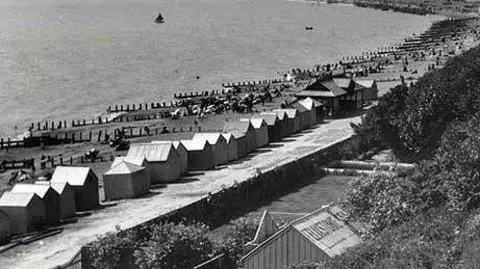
[88,229,138,269]
[133,221,213,269]
[217,216,260,266]
[343,171,422,233]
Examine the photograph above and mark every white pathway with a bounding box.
[1,116,361,269]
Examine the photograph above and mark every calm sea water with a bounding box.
[0,0,437,137]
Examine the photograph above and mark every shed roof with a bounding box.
[298,97,318,110]
[241,118,267,130]
[333,78,353,89]
[228,130,245,139]
[221,133,234,143]
[355,79,376,88]
[51,166,93,186]
[180,139,210,151]
[223,121,253,134]
[242,204,362,261]
[11,183,53,199]
[35,181,70,195]
[319,80,348,96]
[111,157,146,168]
[105,161,145,175]
[127,143,174,162]
[192,133,225,145]
[254,113,278,126]
[272,110,287,121]
[0,192,38,207]
[152,141,186,151]
[273,109,298,119]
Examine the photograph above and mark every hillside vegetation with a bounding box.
[299,44,480,268]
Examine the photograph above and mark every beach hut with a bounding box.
[193,133,229,166]
[110,157,147,168]
[241,118,269,148]
[11,183,61,225]
[0,192,45,235]
[253,113,283,142]
[228,130,247,158]
[270,110,291,137]
[50,166,100,211]
[35,181,76,219]
[151,141,189,175]
[181,140,215,170]
[291,102,312,130]
[103,161,151,200]
[127,143,182,183]
[0,210,11,245]
[273,109,301,134]
[223,121,256,154]
[241,204,362,269]
[221,133,239,162]
[298,97,318,126]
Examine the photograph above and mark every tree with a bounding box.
[133,221,213,269]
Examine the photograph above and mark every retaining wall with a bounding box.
[81,137,352,269]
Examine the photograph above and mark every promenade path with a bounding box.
[1,115,361,269]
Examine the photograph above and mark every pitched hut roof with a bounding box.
[223,121,253,134]
[241,118,266,130]
[35,181,70,195]
[256,113,279,126]
[105,161,145,175]
[51,166,93,186]
[192,133,224,145]
[273,110,287,121]
[221,133,235,143]
[355,79,376,88]
[298,97,318,110]
[0,192,38,207]
[127,143,174,162]
[111,157,146,168]
[273,109,298,119]
[181,139,210,151]
[11,183,52,199]
[242,204,362,261]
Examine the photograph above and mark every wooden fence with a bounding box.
[0,159,35,171]
[0,133,92,150]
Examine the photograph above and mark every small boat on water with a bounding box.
[155,13,164,24]
[305,26,314,30]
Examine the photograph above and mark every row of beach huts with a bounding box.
[0,98,322,239]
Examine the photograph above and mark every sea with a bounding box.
[0,0,440,137]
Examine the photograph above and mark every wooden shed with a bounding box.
[193,133,229,166]
[50,166,100,211]
[35,181,76,219]
[291,102,312,130]
[253,113,283,142]
[151,141,189,175]
[222,133,239,162]
[269,110,291,138]
[0,192,45,235]
[127,143,182,183]
[273,109,301,134]
[241,118,269,148]
[223,121,256,154]
[0,210,11,245]
[227,130,247,158]
[103,161,151,200]
[11,183,61,225]
[241,205,362,269]
[181,140,216,170]
[298,97,318,126]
